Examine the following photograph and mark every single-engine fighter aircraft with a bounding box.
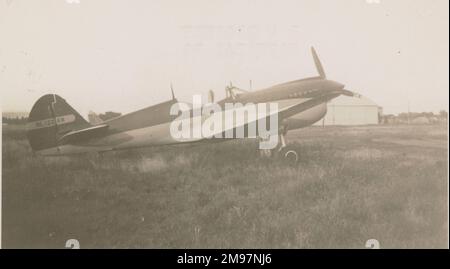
[26,47,357,157]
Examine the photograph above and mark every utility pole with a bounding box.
[407,100,411,125]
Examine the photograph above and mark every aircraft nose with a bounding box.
[325,80,357,97]
[328,80,345,90]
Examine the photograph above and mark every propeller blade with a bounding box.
[311,47,326,78]
[208,90,215,103]
[170,83,176,100]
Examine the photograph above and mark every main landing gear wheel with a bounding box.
[277,131,298,164]
[284,150,298,163]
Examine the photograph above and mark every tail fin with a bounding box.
[311,47,326,78]
[27,94,90,152]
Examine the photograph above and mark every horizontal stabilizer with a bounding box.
[58,124,109,144]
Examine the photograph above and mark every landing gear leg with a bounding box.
[278,133,287,152]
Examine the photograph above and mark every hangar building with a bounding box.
[315,95,381,126]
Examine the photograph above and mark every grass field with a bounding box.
[2,124,448,248]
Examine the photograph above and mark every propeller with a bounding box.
[225,81,251,99]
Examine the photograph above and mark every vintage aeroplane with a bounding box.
[26,47,356,158]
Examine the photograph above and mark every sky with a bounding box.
[0,0,448,117]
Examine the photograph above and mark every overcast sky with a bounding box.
[0,0,448,116]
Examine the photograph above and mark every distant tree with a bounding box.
[439,110,448,119]
[397,113,410,121]
[419,112,434,118]
[98,111,122,121]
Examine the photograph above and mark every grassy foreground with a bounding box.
[2,124,448,248]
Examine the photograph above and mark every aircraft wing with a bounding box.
[278,93,340,119]
[58,124,109,144]
[205,92,341,139]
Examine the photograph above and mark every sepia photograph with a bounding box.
[0,0,448,252]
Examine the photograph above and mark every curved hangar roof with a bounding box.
[328,95,379,107]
